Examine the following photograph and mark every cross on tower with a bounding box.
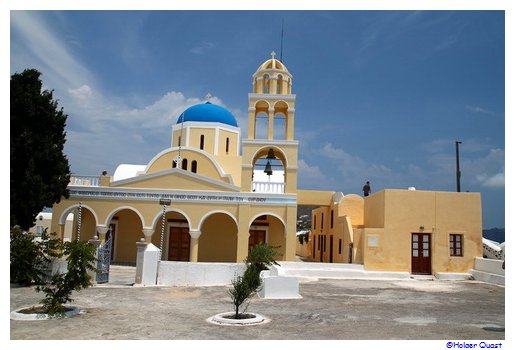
[271,51,276,59]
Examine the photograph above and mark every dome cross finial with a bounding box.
[205,92,212,101]
[271,51,276,59]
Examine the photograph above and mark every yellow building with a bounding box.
[300,189,483,274]
[50,52,483,275]
[51,52,300,264]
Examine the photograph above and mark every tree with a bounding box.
[228,244,280,319]
[10,69,71,230]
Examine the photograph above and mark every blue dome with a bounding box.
[177,102,238,127]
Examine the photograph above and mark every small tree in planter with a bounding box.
[36,240,98,317]
[227,243,279,319]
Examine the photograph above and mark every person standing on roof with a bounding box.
[362,181,371,197]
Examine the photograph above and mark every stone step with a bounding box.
[470,269,505,286]
[278,262,410,280]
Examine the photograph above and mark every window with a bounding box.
[191,160,197,173]
[178,136,181,147]
[172,160,177,168]
[450,234,463,256]
[321,213,324,230]
[200,135,204,150]
[318,235,321,250]
[338,239,342,254]
[314,215,317,230]
[225,137,230,153]
[323,236,326,252]
[330,210,334,229]
[182,158,188,171]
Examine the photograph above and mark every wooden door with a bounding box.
[168,227,190,261]
[411,233,431,274]
[249,229,266,254]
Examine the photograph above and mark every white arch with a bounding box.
[103,206,146,227]
[198,210,238,230]
[59,203,99,226]
[150,208,192,230]
[249,212,286,230]
[250,145,289,168]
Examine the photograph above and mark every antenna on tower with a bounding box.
[280,18,284,62]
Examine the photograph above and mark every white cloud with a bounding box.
[191,41,215,55]
[298,159,325,181]
[10,11,94,91]
[466,105,496,116]
[477,172,505,188]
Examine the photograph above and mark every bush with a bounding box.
[228,243,280,319]
[36,240,98,316]
[244,243,279,272]
[10,227,62,286]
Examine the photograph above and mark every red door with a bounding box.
[412,233,431,274]
[249,229,266,254]
[168,227,190,261]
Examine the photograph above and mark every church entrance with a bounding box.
[168,226,190,261]
[249,229,266,254]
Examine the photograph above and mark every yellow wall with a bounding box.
[363,190,482,273]
[188,128,215,154]
[143,149,232,185]
[267,216,286,260]
[297,190,334,206]
[112,209,143,264]
[364,190,385,228]
[218,129,239,156]
[198,213,238,262]
[305,190,483,274]
[116,171,235,191]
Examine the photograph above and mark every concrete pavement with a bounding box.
[10,265,505,340]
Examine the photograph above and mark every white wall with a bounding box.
[158,261,246,286]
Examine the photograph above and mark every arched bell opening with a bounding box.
[251,147,286,194]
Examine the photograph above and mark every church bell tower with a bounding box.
[241,52,299,194]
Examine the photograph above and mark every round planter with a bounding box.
[10,306,81,321]
[207,312,270,326]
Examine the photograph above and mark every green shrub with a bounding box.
[36,240,98,317]
[228,243,280,319]
[244,243,279,272]
[10,227,61,286]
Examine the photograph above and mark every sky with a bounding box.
[8,7,508,229]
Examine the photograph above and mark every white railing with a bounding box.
[252,181,285,193]
[69,175,101,187]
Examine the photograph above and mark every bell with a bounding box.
[264,160,273,176]
[266,148,276,160]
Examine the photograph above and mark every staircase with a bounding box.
[278,261,410,281]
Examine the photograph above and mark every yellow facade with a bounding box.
[50,52,483,275]
[51,53,299,265]
[301,189,482,274]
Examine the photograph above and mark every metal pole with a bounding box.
[77,202,82,241]
[455,141,462,192]
[160,205,166,259]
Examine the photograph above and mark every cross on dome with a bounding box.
[271,51,276,59]
[205,92,212,101]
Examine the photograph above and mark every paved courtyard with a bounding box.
[10,266,505,340]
